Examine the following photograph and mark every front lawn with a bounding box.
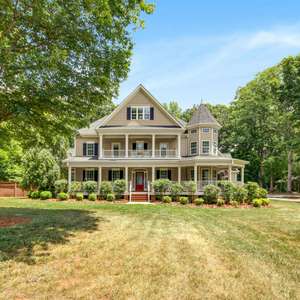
[0,199,299,299]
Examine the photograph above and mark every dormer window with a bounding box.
[202,128,210,133]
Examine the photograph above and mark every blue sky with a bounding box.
[117,1,300,108]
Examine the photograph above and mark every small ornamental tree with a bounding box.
[54,179,68,193]
[152,179,172,200]
[170,182,183,201]
[245,182,260,202]
[218,181,235,203]
[99,181,113,200]
[113,179,126,199]
[82,181,97,194]
[233,186,248,203]
[203,184,220,204]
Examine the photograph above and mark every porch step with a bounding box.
[130,193,149,202]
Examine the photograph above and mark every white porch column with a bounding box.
[178,166,181,183]
[125,166,128,191]
[98,134,103,159]
[152,134,155,158]
[177,134,181,157]
[194,165,197,183]
[241,166,244,183]
[125,134,129,158]
[68,165,72,192]
[152,166,155,192]
[228,165,232,182]
[98,166,102,193]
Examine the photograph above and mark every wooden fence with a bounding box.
[0,182,27,197]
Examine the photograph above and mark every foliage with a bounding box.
[88,193,97,201]
[194,198,204,206]
[203,185,220,204]
[113,179,126,199]
[233,186,248,203]
[162,196,172,203]
[218,181,235,203]
[76,192,84,201]
[179,197,188,205]
[40,191,52,200]
[261,198,271,206]
[54,179,68,193]
[244,182,260,202]
[57,192,68,201]
[255,187,268,198]
[70,181,82,194]
[252,199,262,208]
[230,200,239,207]
[82,181,97,194]
[163,101,183,120]
[182,181,197,195]
[152,179,172,199]
[31,191,40,199]
[217,199,225,206]
[170,182,183,201]
[106,193,115,202]
[0,0,154,143]
[20,148,60,191]
[99,181,113,200]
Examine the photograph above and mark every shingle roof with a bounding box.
[188,104,221,127]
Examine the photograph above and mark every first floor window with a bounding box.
[86,169,95,181]
[191,142,197,155]
[87,143,95,156]
[112,169,121,181]
[202,141,210,154]
[160,168,168,179]
[202,169,209,181]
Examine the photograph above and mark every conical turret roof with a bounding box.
[188,103,221,127]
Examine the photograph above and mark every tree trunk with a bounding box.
[259,162,264,187]
[269,174,274,193]
[287,151,293,193]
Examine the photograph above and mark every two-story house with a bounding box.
[65,84,247,200]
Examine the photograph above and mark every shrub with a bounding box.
[54,179,68,193]
[31,191,40,199]
[203,185,220,204]
[70,181,82,195]
[182,181,196,195]
[261,198,270,206]
[40,191,52,200]
[194,198,204,206]
[113,179,126,199]
[230,200,239,207]
[106,193,115,201]
[99,181,113,200]
[218,181,235,203]
[27,191,33,198]
[57,192,68,201]
[217,199,225,206]
[162,196,172,203]
[88,193,97,201]
[179,196,188,205]
[256,187,268,198]
[170,182,183,201]
[252,198,262,207]
[82,181,97,194]
[152,179,172,199]
[233,186,248,203]
[76,192,84,201]
[245,182,260,202]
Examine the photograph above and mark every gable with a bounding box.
[103,86,182,127]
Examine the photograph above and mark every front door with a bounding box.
[135,172,144,191]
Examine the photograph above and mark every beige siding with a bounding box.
[76,138,98,156]
[105,89,176,126]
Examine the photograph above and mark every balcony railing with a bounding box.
[101,150,178,158]
[103,150,126,158]
[154,150,177,158]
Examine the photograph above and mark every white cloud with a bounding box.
[117,24,300,108]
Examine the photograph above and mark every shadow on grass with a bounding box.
[0,207,102,264]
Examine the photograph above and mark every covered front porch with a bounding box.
[68,164,245,194]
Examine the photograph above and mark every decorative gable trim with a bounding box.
[99,84,184,128]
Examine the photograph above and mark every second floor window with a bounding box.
[131,106,151,120]
[87,143,95,156]
[202,141,210,154]
[213,141,218,155]
[191,142,197,155]
[202,128,210,133]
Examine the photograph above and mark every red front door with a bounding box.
[135,172,144,191]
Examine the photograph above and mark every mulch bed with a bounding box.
[0,216,31,227]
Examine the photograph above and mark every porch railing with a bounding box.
[101,149,178,158]
[103,150,126,158]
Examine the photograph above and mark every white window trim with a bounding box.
[112,168,121,181]
[202,140,210,154]
[190,141,197,155]
[159,168,168,179]
[86,141,95,157]
[131,106,151,120]
[213,141,218,155]
[136,141,144,151]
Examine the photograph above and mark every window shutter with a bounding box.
[83,143,87,156]
[83,170,86,181]
[94,143,98,156]
[144,143,148,150]
[120,170,124,179]
[150,107,154,120]
[132,143,136,150]
[156,170,160,179]
[168,169,172,180]
[127,107,131,120]
[94,169,98,181]
[108,170,112,181]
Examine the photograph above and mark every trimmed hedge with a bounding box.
[40,191,52,200]
[57,192,68,201]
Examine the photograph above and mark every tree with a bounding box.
[163,101,183,120]
[0,0,154,142]
[21,148,60,191]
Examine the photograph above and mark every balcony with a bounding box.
[102,150,178,159]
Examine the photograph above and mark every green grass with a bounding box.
[0,199,299,299]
